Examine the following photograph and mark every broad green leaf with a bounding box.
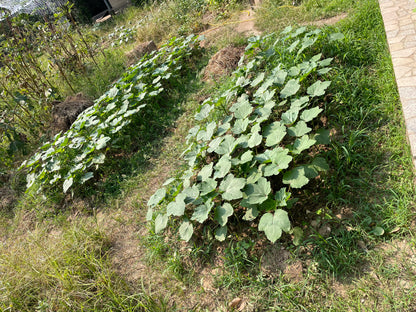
[283,167,309,188]
[197,121,216,141]
[214,155,232,180]
[240,150,253,164]
[179,221,194,242]
[311,157,329,171]
[214,135,235,155]
[310,53,322,62]
[163,178,176,186]
[292,135,316,154]
[262,148,292,177]
[259,197,277,212]
[195,104,213,121]
[148,188,166,208]
[231,100,253,119]
[92,153,106,164]
[235,134,250,148]
[236,76,250,87]
[146,207,153,221]
[287,121,311,137]
[182,186,200,203]
[232,118,249,135]
[244,177,271,205]
[307,81,331,97]
[264,122,286,147]
[258,210,291,243]
[269,147,292,169]
[191,204,212,223]
[254,79,274,97]
[247,167,263,184]
[260,90,276,102]
[155,214,168,234]
[297,37,317,56]
[96,136,111,150]
[63,177,73,193]
[219,174,246,201]
[301,106,323,122]
[292,26,307,38]
[291,96,309,109]
[282,107,300,125]
[215,203,234,226]
[254,106,272,123]
[263,164,281,177]
[288,66,300,77]
[251,72,265,87]
[107,86,119,99]
[248,131,263,148]
[319,58,333,67]
[215,225,227,241]
[318,68,332,75]
[282,25,293,34]
[197,163,213,181]
[243,206,258,221]
[166,194,186,216]
[275,187,291,207]
[313,128,330,144]
[216,121,231,136]
[186,125,200,142]
[329,32,345,41]
[272,69,287,85]
[208,136,224,153]
[280,79,300,99]
[199,178,217,195]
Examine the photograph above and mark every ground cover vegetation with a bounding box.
[1,0,415,310]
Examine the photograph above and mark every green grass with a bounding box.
[1,0,416,310]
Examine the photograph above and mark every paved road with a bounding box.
[379,0,416,167]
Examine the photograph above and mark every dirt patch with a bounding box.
[234,10,262,36]
[125,40,157,66]
[308,13,348,27]
[203,46,245,81]
[51,93,94,134]
[260,245,303,282]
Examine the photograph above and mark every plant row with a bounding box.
[147,27,345,243]
[21,35,202,194]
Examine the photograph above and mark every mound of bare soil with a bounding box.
[51,93,94,134]
[203,46,245,81]
[126,40,157,66]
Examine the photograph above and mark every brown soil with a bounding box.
[125,40,157,66]
[234,10,261,36]
[260,245,304,282]
[203,46,245,81]
[51,93,94,134]
[307,13,348,27]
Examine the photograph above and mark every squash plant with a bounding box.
[147,27,344,243]
[21,35,201,194]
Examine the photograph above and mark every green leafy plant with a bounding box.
[148,27,344,243]
[20,35,202,194]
